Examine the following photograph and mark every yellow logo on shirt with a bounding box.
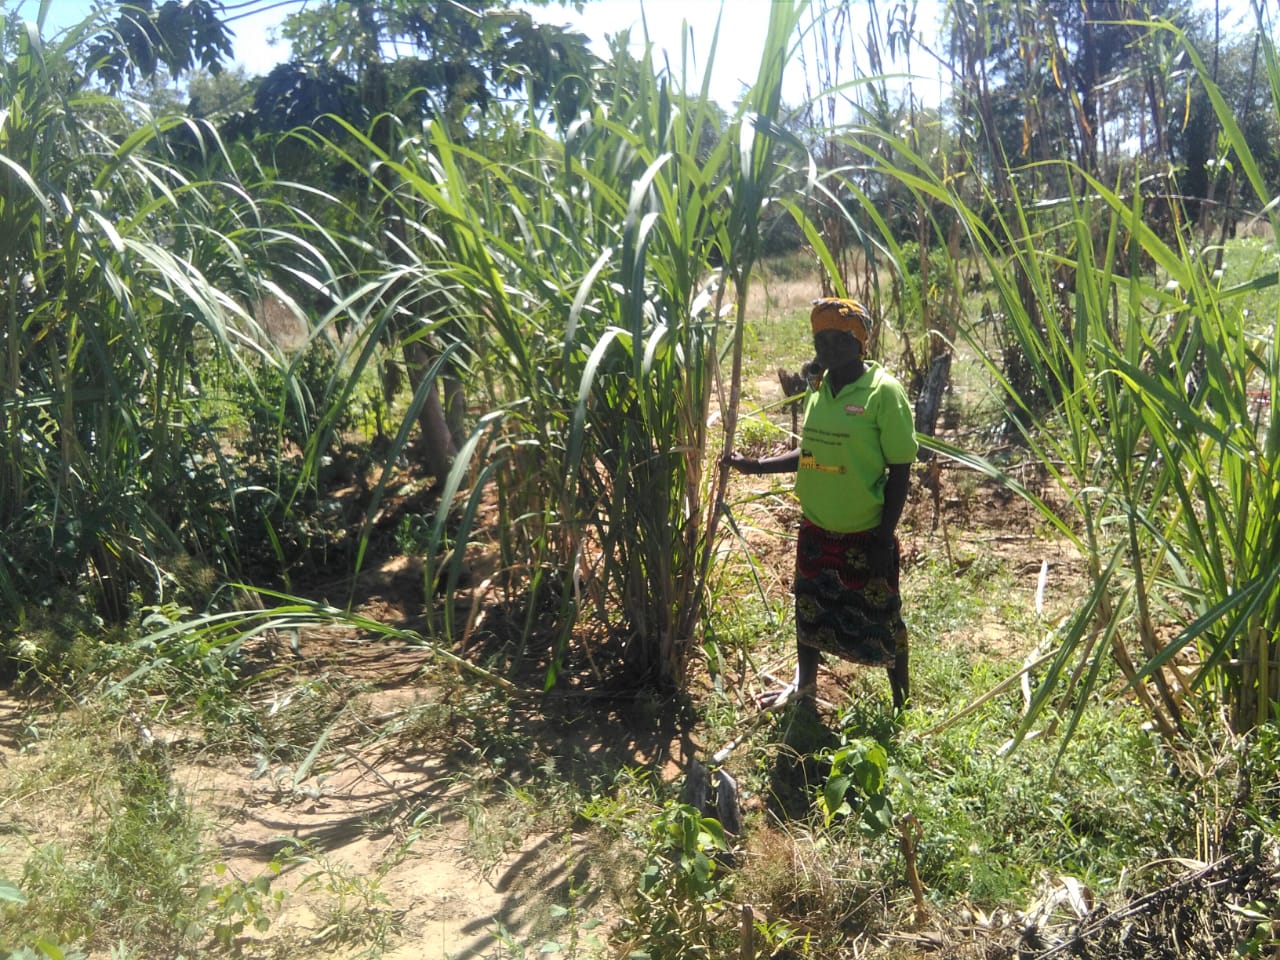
[799,449,846,474]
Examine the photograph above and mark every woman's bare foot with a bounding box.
[756,675,817,709]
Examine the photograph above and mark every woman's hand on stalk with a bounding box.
[722,452,759,474]
[725,449,800,475]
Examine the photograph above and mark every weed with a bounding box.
[460,785,531,873]
[734,411,793,450]
[0,727,283,956]
[541,863,608,958]
[252,673,356,765]
[2,590,105,690]
[0,684,303,956]
[619,800,734,960]
[702,542,1202,939]
[378,693,461,747]
[378,807,441,871]
[903,554,1007,639]
[889,701,1188,906]
[815,734,892,834]
[292,847,400,955]
[92,603,259,744]
[738,825,845,932]
[579,767,657,837]
[488,835,611,959]
[189,860,286,950]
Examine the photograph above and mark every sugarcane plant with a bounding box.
[0,5,354,631]
[306,3,812,689]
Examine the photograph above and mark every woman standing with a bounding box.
[725,298,917,710]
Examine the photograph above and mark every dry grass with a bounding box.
[745,270,821,322]
[253,294,310,353]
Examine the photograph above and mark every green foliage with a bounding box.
[711,530,1203,924]
[199,862,284,949]
[186,64,254,116]
[897,239,955,299]
[214,339,372,584]
[642,803,730,901]
[1,591,103,689]
[289,1,811,691]
[622,801,733,960]
[894,704,1188,904]
[85,0,233,92]
[7,1,1280,955]
[98,603,247,719]
[291,848,399,952]
[0,8,360,626]
[229,339,347,461]
[278,0,599,126]
[816,734,892,833]
[0,731,282,956]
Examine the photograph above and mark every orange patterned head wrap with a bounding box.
[810,298,871,348]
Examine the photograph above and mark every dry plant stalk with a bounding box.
[898,813,928,927]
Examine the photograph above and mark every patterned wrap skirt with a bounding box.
[793,519,907,668]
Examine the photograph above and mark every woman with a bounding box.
[726,298,917,710]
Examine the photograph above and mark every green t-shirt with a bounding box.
[795,361,918,533]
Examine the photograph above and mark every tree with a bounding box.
[1170,15,1280,239]
[187,63,254,116]
[939,1,1215,426]
[946,0,1194,189]
[279,0,596,125]
[85,0,233,92]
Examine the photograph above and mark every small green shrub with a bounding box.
[816,735,892,833]
[2,591,104,689]
[734,411,792,450]
[619,801,733,960]
[897,240,956,298]
[198,862,285,949]
[285,843,401,953]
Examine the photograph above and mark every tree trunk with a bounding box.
[913,350,952,460]
[444,373,467,451]
[404,340,458,481]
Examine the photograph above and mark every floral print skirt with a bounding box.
[793,519,907,668]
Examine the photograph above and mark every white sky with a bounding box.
[535,0,948,107]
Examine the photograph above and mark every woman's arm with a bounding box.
[875,462,911,541]
[724,448,801,475]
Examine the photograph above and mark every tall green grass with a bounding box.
[0,7,370,626]
[813,14,1280,737]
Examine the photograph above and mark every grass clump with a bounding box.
[0,711,283,956]
[894,706,1188,905]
